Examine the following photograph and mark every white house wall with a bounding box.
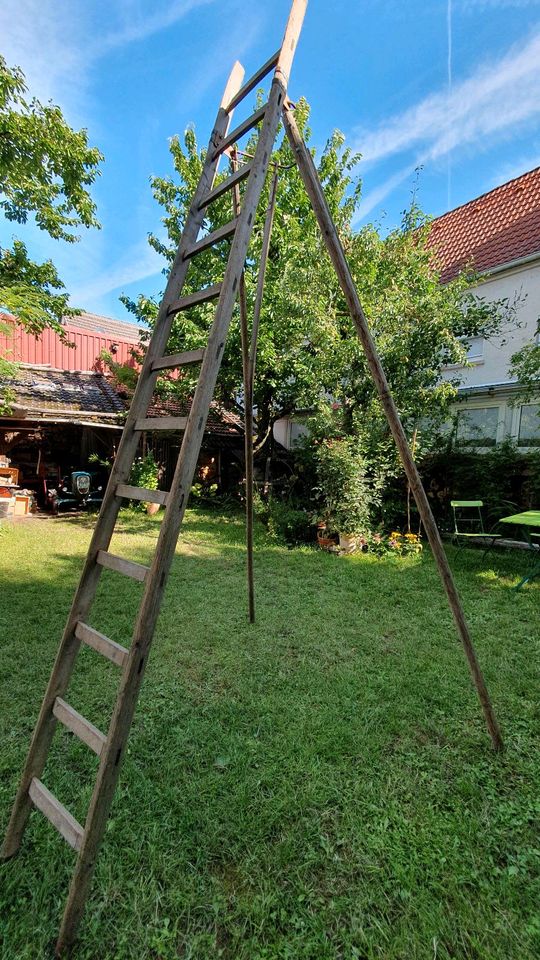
[442,258,540,390]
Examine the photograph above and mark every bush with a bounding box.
[128,452,160,509]
[314,437,375,534]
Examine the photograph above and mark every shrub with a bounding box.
[128,452,160,508]
[314,437,374,534]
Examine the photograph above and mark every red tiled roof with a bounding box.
[428,166,540,283]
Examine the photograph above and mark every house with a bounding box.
[0,311,244,499]
[430,165,540,449]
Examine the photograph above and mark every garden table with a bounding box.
[497,510,540,591]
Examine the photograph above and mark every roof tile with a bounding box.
[428,166,540,282]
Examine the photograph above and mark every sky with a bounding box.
[2,0,540,324]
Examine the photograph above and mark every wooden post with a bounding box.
[230,147,255,623]
[282,102,503,752]
[250,166,279,388]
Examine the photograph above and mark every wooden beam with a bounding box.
[75,622,128,668]
[225,50,280,113]
[152,350,205,371]
[96,551,148,583]
[29,779,84,852]
[116,484,169,505]
[167,284,222,314]
[212,105,267,161]
[198,164,252,210]
[183,219,238,260]
[134,418,187,432]
[53,699,106,757]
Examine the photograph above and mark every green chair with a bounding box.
[450,500,502,552]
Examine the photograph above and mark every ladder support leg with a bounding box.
[282,102,503,753]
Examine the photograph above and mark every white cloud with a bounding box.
[355,27,540,219]
[68,240,164,306]
[0,0,219,122]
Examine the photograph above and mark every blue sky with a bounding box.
[2,0,540,323]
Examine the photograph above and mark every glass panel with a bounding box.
[518,404,540,447]
[465,337,483,361]
[456,406,499,446]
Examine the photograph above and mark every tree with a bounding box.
[121,99,512,479]
[509,322,540,403]
[0,55,103,406]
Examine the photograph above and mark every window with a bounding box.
[518,404,540,447]
[464,336,484,362]
[456,406,500,447]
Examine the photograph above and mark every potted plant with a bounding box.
[129,452,161,515]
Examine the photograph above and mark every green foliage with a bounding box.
[419,439,540,530]
[128,452,160,505]
[0,56,103,240]
[0,57,103,407]
[254,494,313,546]
[0,240,77,337]
[313,436,374,534]
[120,99,515,528]
[509,325,540,403]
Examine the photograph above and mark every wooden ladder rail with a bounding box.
[282,101,503,753]
[55,6,307,953]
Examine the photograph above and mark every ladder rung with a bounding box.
[29,778,84,852]
[116,484,169,505]
[212,104,267,160]
[167,283,222,314]
[75,622,128,668]
[97,550,148,582]
[225,50,280,112]
[198,163,252,210]
[152,349,205,371]
[183,219,238,260]
[134,417,187,432]
[53,698,106,757]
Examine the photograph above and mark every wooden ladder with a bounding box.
[1,2,307,952]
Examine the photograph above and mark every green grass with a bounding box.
[0,507,539,960]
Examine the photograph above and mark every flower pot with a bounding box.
[339,532,357,554]
[146,501,160,516]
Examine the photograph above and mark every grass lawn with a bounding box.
[0,507,539,960]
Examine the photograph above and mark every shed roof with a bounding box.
[428,165,540,283]
[64,311,144,343]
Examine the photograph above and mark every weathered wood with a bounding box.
[225,50,280,112]
[167,284,222,314]
[198,164,252,210]
[212,105,267,160]
[250,166,279,387]
[231,149,255,623]
[29,779,84,852]
[56,69,292,957]
[75,622,128,668]
[152,349,205,371]
[1,58,245,873]
[134,417,187,432]
[53,699,106,757]
[183,219,238,260]
[282,102,503,753]
[116,484,168,505]
[96,551,148,583]
[274,0,307,87]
